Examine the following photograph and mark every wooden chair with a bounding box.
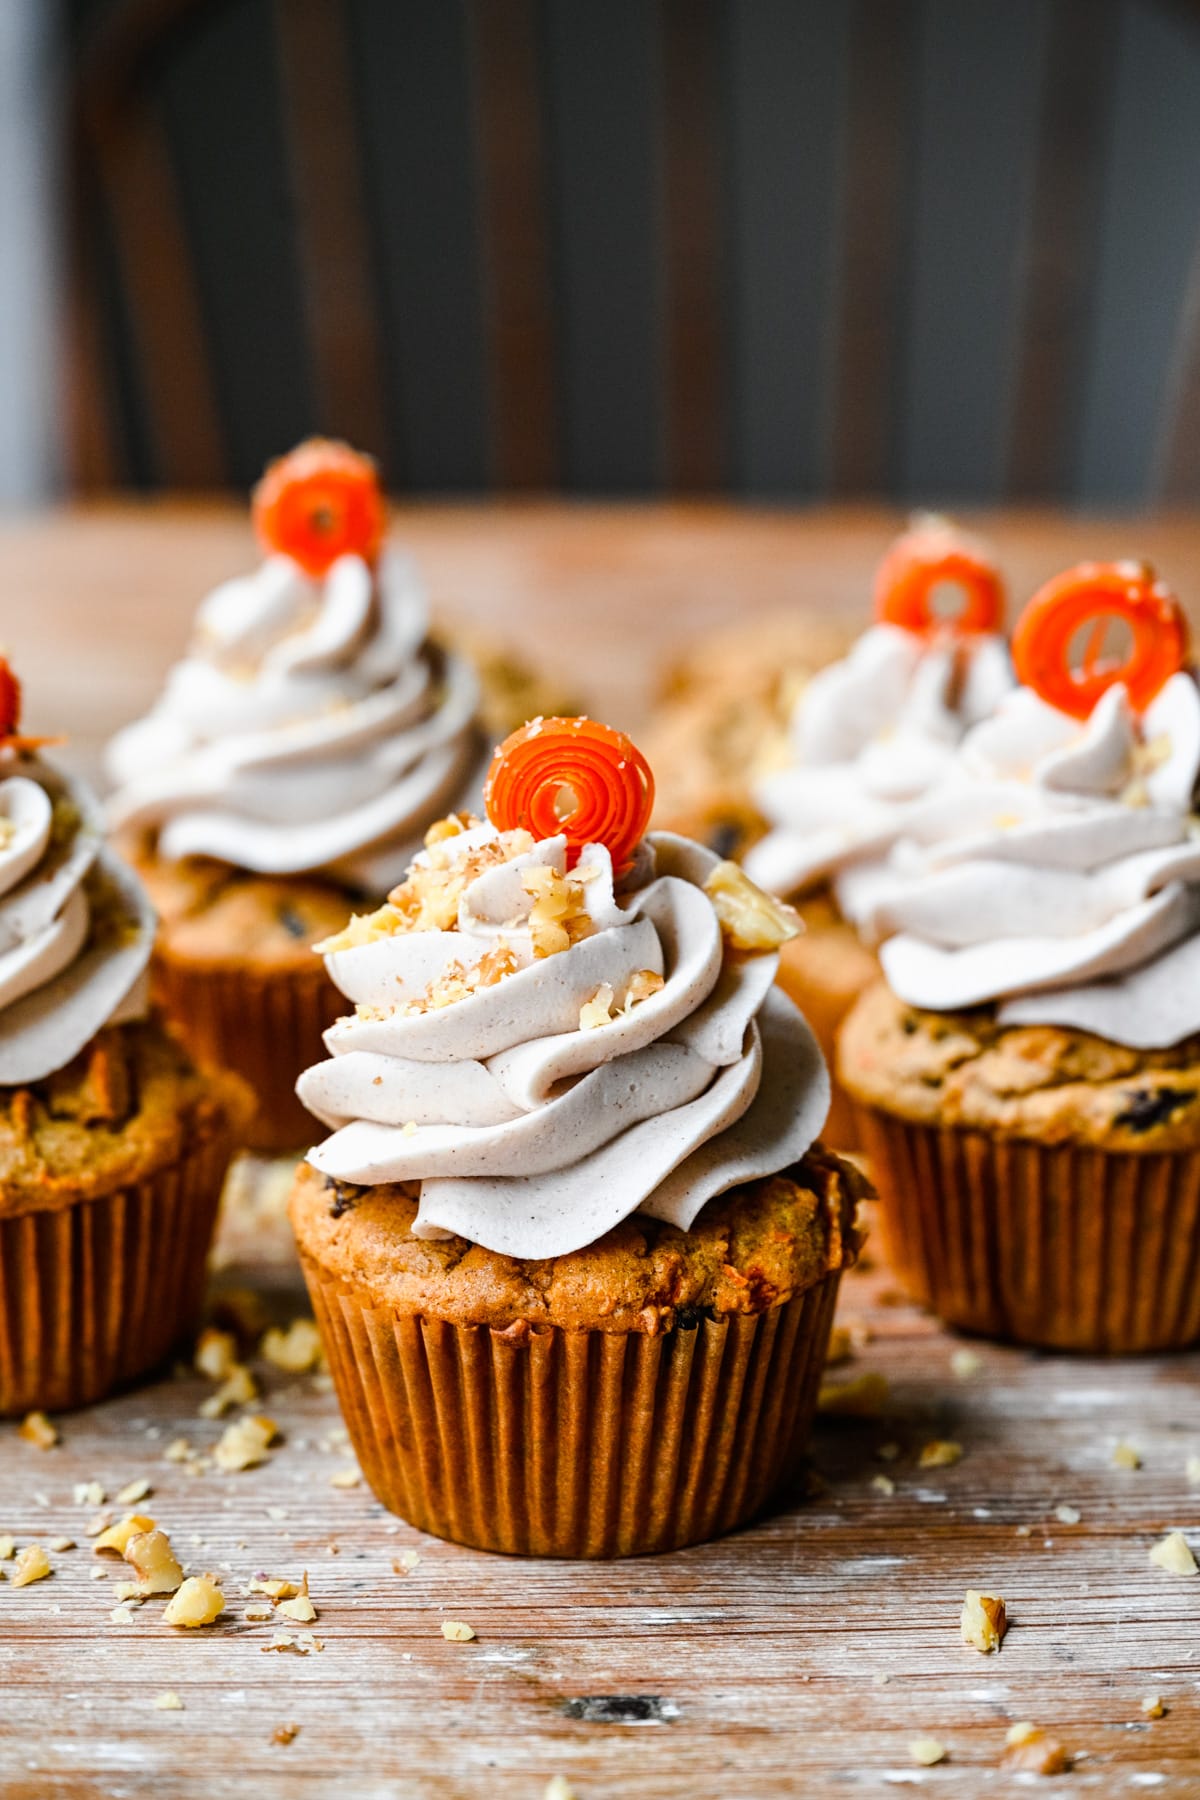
[66,0,1200,502]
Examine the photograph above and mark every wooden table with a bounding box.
[1,504,1199,1798]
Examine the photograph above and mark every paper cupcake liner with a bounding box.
[0,1128,233,1415]
[854,1103,1200,1353]
[302,1252,844,1557]
[154,951,342,1154]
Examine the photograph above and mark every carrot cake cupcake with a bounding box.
[0,662,243,1414]
[839,560,1200,1351]
[737,518,1012,1141]
[106,439,546,1153]
[290,717,866,1557]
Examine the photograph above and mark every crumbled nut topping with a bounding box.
[1149,1530,1197,1575]
[1141,1695,1166,1718]
[441,1620,476,1642]
[260,1319,324,1374]
[214,1415,279,1473]
[703,860,802,951]
[154,1692,184,1712]
[73,1481,105,1506]
[1054,1504,1081,1525]
[11,1544,51,1587]
[115,1477,153,1506]
[330,1467,361,1490]
[918,1440,963,1469]
[93,1513,157,1556]
[871,1475,896,1497]
[0,1535,14,1561]
[543,1780,576,1800]
[961,1590,1007,1653]
[18,1411,59,1450]
[910,1738,946,1767]
[388,941,521,1019]
[199,1365,259,1419]
[318,819,532,950]
[817,1371,889,1417]
[124,1528,184,1596]
[273,1722,300,1746]
[164,1575,225,1627]
[1002,1722,1069,1774]
[194,1327,239,1382]
[1112,1441,1142,1470]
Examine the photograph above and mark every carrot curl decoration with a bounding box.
[1012,562,1189,720]
[252,438,385,577]
[874,520,1004,639]
[484,718,655,873]
[0,659,59,754]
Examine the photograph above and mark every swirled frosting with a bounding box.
[845,672,1200,1048]
[297,822,829,1257]
[0,756,154,1084]
[106,550,482,892]
[743,623,1013,898]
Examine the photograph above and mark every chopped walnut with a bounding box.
[248,1576,302,1600]
[543,1780,576,1800]
[441,1620,476,1642]
[277,1595,317,1624]
[154,1692,184,1712]
[0,1535,14,1561]
[115,1477,153,1506]
[124,1529,184,1596]
[909,1738,946,1767]
[1112,1440,1142,1470]
[11,1545,51,1587]
[1149,1530,1197,1575]
[49,1537,75,1553]
[1054,1504,1081,1525]
[918,1440,963,1469]
[194,1327,238,1382]
[214,1415,279,1473]
[260,1319,324,1374]
[1002,1722,1069,1774]
[273,1722,301,1746]
[521,863,594,958]
[817,1371,889,1417]
[961,1590,1007,1653]
[330,1467,361,1489]
[199,1364,259,1419]
[164,1576,225,1627]
[703,861,802,951]
[579,983,615,1030]
[1141,1695,1166,1719]
[93,1513,157,1556]
[18,1411,59,1450]
[951,1348,982,1378]
[871,1475,896,1497]
[1187,1455,1200,1487]
[73,1481,105,1506]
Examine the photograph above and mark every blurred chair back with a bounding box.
[67,0,1200,503]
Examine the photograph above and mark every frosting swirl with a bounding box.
[297,821,829,1257]
[848,672,1200,1048]
[0,755,153,1084]
[106,549,482,892]
[743,622,1013,897]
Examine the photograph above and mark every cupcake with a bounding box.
[290,717,866,1557]
[106,440,551,1153]
[0,663,244,1414]
[839,560,1200,1351]
[738,518,1013,1143]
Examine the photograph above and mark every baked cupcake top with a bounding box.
[744,518,1012,898]
[0,663,153,1085]
[106,439,481,892]
[848,561,1200,1050]
[297,717,830,1258]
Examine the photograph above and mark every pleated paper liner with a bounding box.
[854,1103,1200,1353]
[153,951,343,1155]
[0,1127,234,1415]
[302,1251,844,1558]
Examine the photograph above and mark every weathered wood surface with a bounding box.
[0,505,1198,1797]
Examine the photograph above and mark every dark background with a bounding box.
[63,0,1200,504]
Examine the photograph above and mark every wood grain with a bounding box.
[1,505,1200,1795]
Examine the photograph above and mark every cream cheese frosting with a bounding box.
[297,823,829,1258]
[105,549,482,892]
[743,622,1013,899]
[0,755,154,1084]
[846,672,1200,1048]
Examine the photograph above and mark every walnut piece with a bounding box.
[124,1528,184,1596]
[909,1738,946,1767]
[93,1513,156,1556]
[918,1440,963,1469]
[11,1545,51,1587]
[214,1415,279,1473]
[193,1327,238,1382]
[1003,1722,1069,1774]
[1112,1440,1142,1470]
[164,1576,225,1628]
[441,1620,476,1642]
[18,1411,59,1450]
[703,861,802,951]
[260,1319,323,1374]
[1149,1530,1197,1575]
[961,1590,1007,1653]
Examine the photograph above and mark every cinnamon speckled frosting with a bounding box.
[297,821,830,1258]
[106,547,482,893]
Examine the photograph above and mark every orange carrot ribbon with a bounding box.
[252,438,385,577]
[874,522,1004,639]
[484,717,655,872]
[1012,561,1189,720]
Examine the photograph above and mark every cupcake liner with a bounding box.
[302,1250,844,1557]
[854,1103,1200,1353]
[153,951,342,1154]
[0,1128,233,1415]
